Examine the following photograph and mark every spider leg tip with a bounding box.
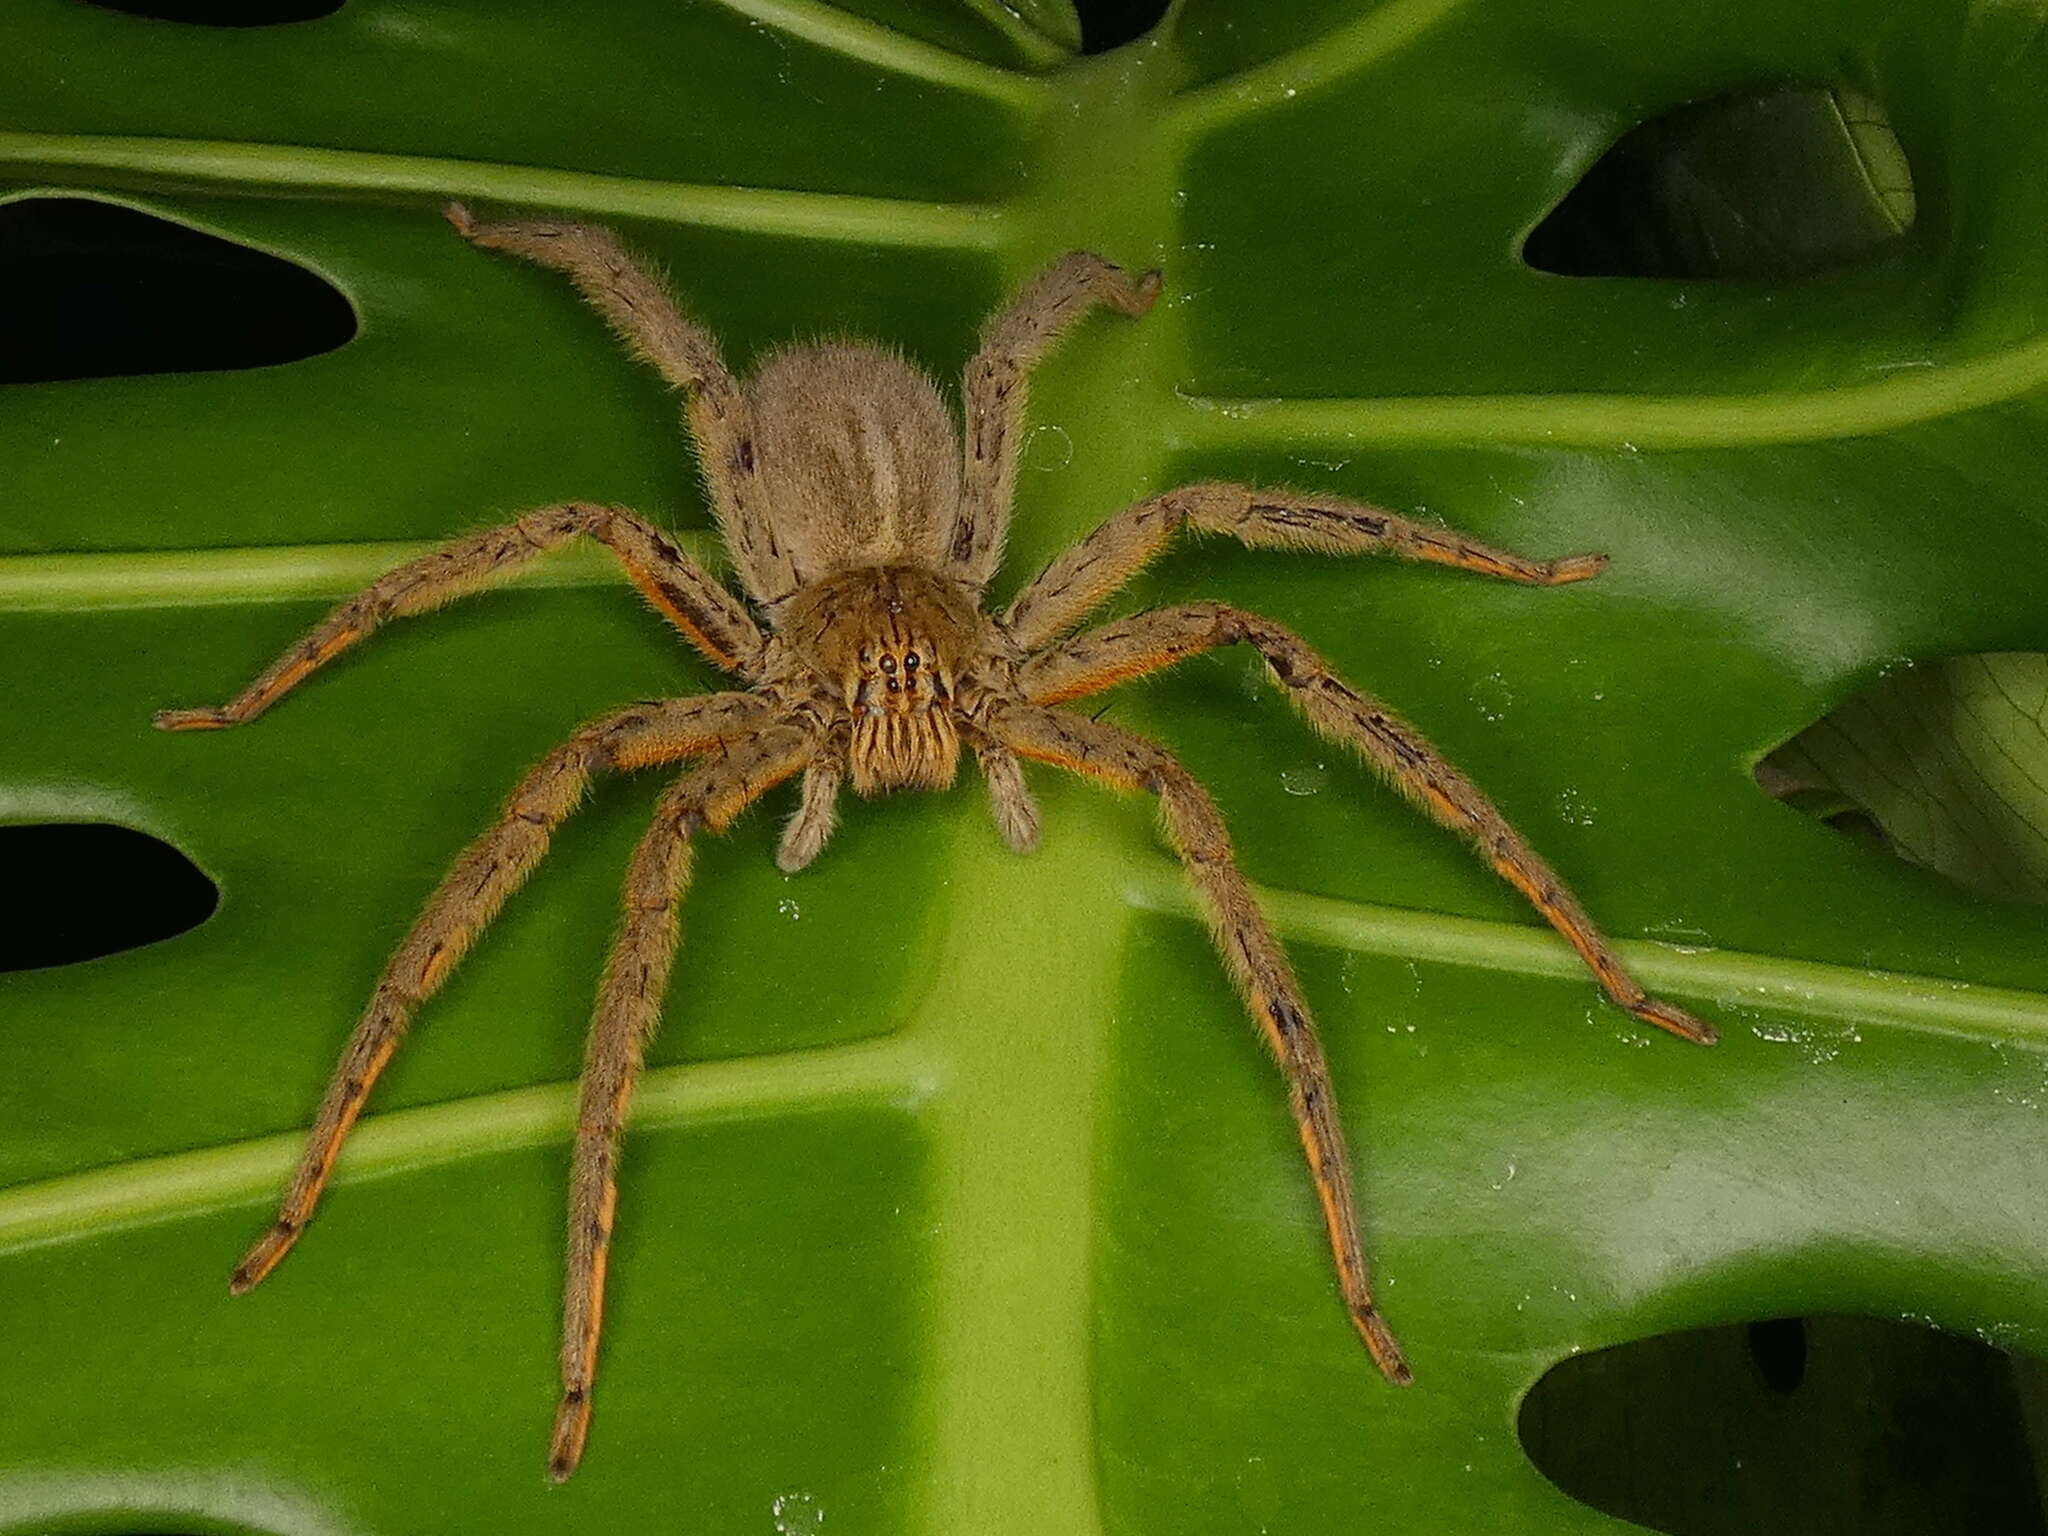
[1546,552,1610,584]
[153,707,229,732]
[997,812,1041,854]
[1635,998,1717,1045]
[228,1219,303,1293]
[1353,1308,1413,1383]
[1669,1012,1718,1047]
[549,1391,591,1483]
[443,200,477,235]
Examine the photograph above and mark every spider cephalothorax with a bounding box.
[155,201,1716,1482]
[777,562,981,795]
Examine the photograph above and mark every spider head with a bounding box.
[785,565,976,795]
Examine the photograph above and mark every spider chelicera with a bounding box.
[155,201,1716,1481]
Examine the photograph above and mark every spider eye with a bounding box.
[904,652,921,672]
[886,678,901,693]
[879,655,897,675]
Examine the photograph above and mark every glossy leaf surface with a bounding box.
[3,1,2047,1532]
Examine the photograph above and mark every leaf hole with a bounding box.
[1519,1315,2048,1535]
[1756,653,2048,904]
[80,0,342,25]
[1524,84,1916,280]
[0,197,356,384]
[0,824,218,971]
[1075,0,1170,53]
[1748,1315,1808,1393]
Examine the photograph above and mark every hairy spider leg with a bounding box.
[153,505,762,733]
[228,695,771,1296]
[991,705,1410,1381]
[776,756,845,873]
[952,252,1162,590]
[446,203,796,607]
[972,737,1042,853]
[1021,603,1715,1044]
[1005,481,1609,652]
[551,725,814,1483]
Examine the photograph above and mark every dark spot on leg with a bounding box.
[1269,997,1310,1043]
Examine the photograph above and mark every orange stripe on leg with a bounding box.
[229,1033,399,1294]
[550,1173,618,1483]
[1489,857,1715,1044]
[624,567,740,672]
[265,630,359,697]
[1028,643,1204,706]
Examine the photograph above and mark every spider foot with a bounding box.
[1351,1303,1414,1386]
[229,1218,302,1294]
[442,200,480,238]
[1121,268,1164,318]
[1541,552,1610,584]
[1631,996,1718,1046]
[153,706,235,732]
[549,1388,591,1484]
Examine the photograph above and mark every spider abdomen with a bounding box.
[744,343,961,586]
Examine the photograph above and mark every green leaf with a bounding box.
[4,1,2048,1533]
[1523,83,1916,280]
[1761,652,2048,905]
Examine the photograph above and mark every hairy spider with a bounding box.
[154,202,1717,1482]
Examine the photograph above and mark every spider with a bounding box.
[154,201,1717,1482]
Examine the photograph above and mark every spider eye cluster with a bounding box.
[854,644,949,713]
[876,651,926,693]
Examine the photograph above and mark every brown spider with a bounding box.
[154,202,1716,1482]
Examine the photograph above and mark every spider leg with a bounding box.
[950,252,1160,590]
[447,202,734,398]
[228,692,769,1295]
[972,736,1041,852]
[1005,481,1608,652]
[1021,604,1715,1044]
[154,505,764,731]
[551,724,813,1482]
[989,704,1410,1381]
[445,204,792,605]
[776,755,843,873]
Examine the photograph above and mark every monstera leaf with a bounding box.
[4,1,2048,1532]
